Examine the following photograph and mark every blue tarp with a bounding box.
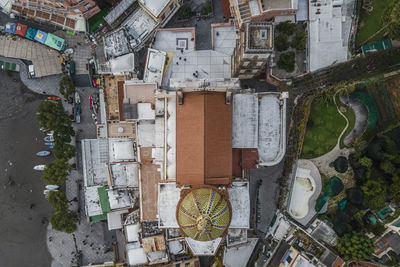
[34,30,48,44]
[5,22,16,34]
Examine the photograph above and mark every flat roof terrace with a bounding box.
[246,23,273,52]
[262,0,293,10]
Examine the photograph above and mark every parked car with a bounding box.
[28,64,35,78]
[69,61,75,75]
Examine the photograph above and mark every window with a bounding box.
[243,61,250,66]
[260,29,267,39]
[256,61,264,67]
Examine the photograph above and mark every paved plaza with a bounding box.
[0,36,62,77]
[56,31,91,75]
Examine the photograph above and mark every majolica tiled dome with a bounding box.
[177,188,231,241]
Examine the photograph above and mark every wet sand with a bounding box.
[0,71,52,267]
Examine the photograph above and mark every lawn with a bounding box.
[355,0,393,46]
[301,97,346,159]
[88,8,110,33]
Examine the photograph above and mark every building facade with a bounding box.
[232,22,273,79]
[229,0,298,29]
[10,0,100,32]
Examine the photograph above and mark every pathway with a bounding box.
[340,96,367,146]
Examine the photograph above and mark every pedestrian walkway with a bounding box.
[0,35,62,77]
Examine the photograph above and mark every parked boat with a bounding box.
[44,141,54,146]
[46,130,54,136]
[33,165,45,171]
[75,91,80,104]
[44,136,54,142]
[75,102,81,124]
[45,185,59,190]
[36,150,51,157]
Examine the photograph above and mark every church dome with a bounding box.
[177,187,231,241]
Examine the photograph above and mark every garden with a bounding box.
[301,96,346,159]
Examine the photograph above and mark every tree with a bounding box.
[382,1,400,40]
[276,21,296,35]
[59,76,75,99]
[42,159,71,185]
[359,157,373,169]
[390,175,400,203]
[36,101,67,131]
[178,5,192,19]
[337,232,374,262]
[333,156,348,173]
[48,191,68,211]
[275,33,289,52]
[54,140,76,159]
[361,179,386,210]
[50,210,78,233]
[277,51,296,72]
[380,160,395,174]
[291,30,307,50]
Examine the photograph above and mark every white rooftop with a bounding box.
[84,186,103,217]
[137,103,156,120]
[126,243,148,266]
[228,182,250,228]
[139,0,169,17]
[213,24,238,56]
[82,139,109,187]
[232,94,259,148]
[109,53,135,75]
[223,238,258,267]
[144,48,167,85]
[109,138,136,162]
[107,189,132,210]
[158,183,181,228]
[152,29,195,53]
[126,223,140,242]
[107,209,128,230]
[168,50,232,80]
[123,6,158,48]
[185,237,222,256]
[308,0,348,71]
[110,163,139,187]
[137,121,156,147]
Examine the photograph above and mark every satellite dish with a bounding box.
[118,127,124,133]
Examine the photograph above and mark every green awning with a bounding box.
[44,33,65,51]
[90,213,108,222]
[98,186,111,213]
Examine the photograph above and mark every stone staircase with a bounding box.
[238,3,251,23]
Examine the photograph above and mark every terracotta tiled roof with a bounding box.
[176,92,232,186]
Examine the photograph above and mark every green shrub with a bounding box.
[333,156,349,173]
[179,5,192,19]
[275,33,289,52]
[291,30,307,50]
[276,21,296,35]
[50,210,78,233]
[277,51,296,72]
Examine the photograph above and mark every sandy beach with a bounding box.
[0,71,53,267]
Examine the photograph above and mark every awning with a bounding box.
[15,23,27,37]
[5,22,16,34]
[34,30,48,44]
[25,27,37,40]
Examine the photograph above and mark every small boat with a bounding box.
[45,185,59,190]
[89,96,92,109]
[36,150,51,157]
[46,131,54,136]
[47,96,61,101]
[44,141,54,146]
[75,92,80,104]
[44,136,54,142]
[33,165,45,171]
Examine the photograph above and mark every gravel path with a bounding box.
[339,96,367,146]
